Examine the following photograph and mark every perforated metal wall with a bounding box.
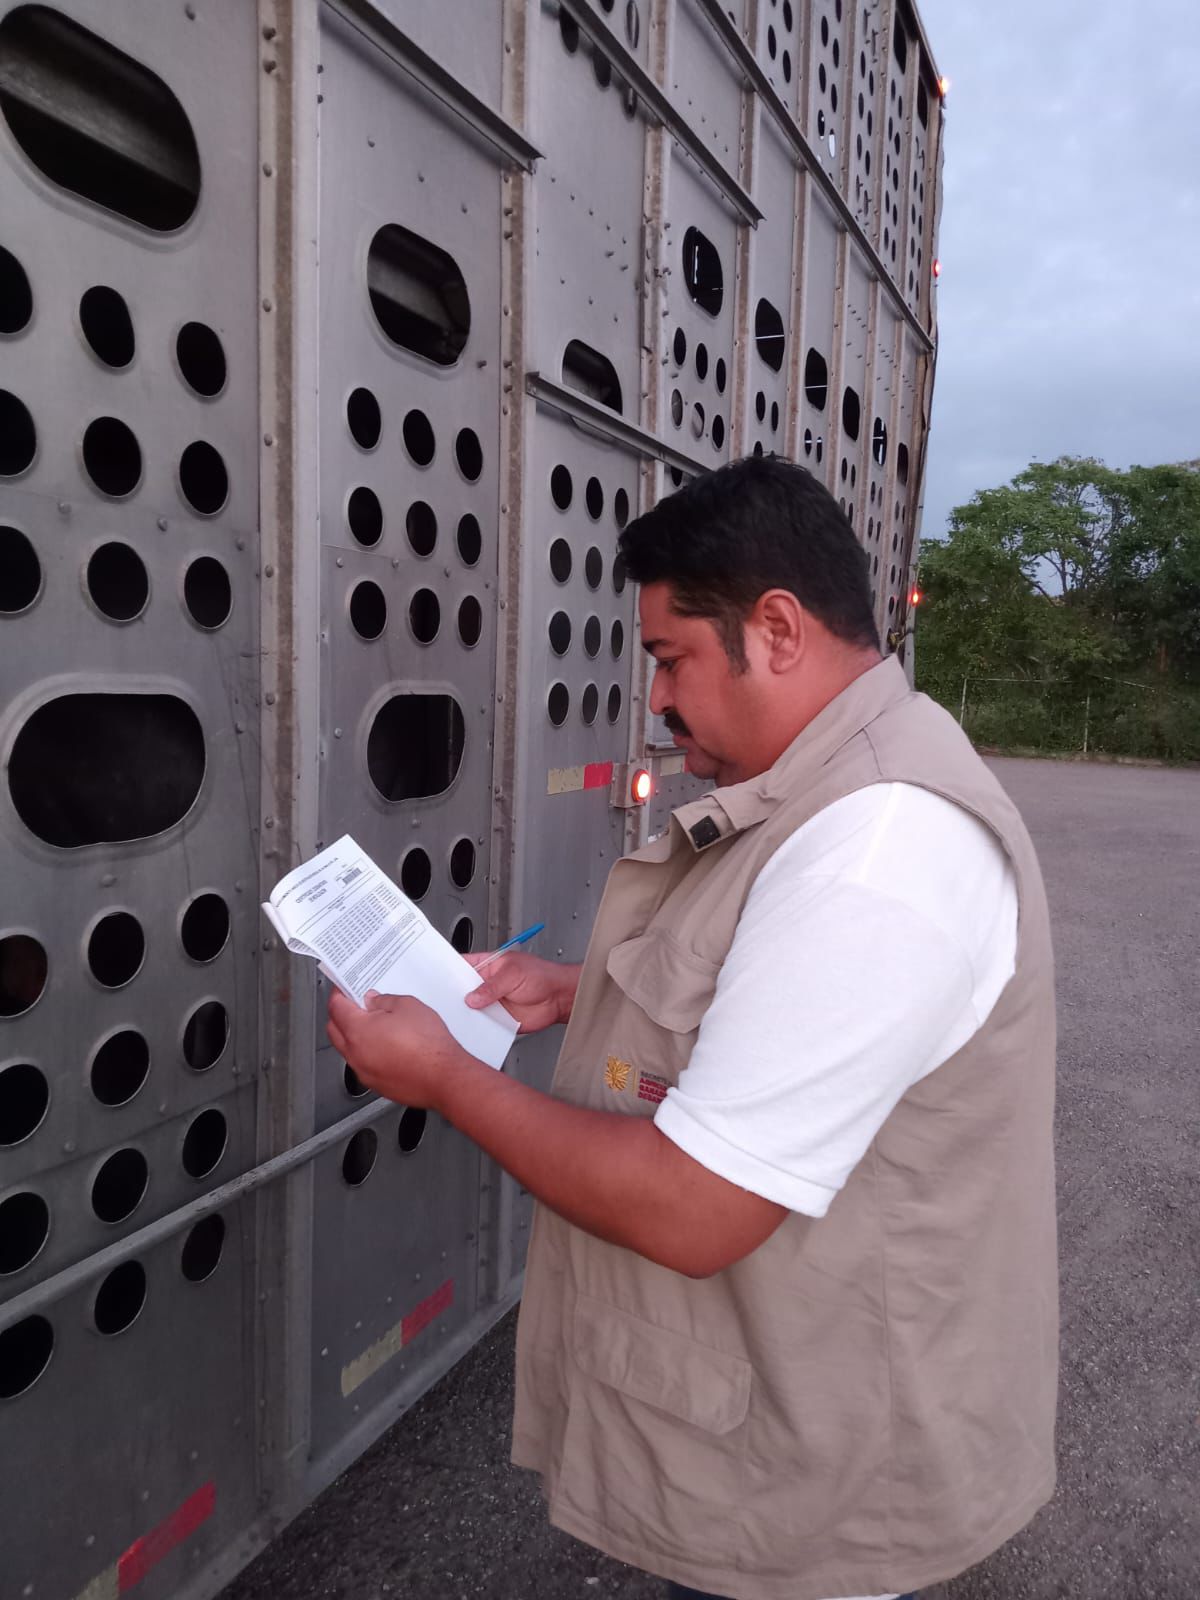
[0,0,942,1594]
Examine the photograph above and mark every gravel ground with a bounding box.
[221,757,1200,1600]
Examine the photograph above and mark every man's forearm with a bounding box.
[435,1050,707,1274]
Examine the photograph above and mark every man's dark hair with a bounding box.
[617,454,881,665]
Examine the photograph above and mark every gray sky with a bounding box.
[915,0,1200,539]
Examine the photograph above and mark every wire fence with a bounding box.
[919,673,1200,763]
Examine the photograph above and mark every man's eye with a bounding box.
[656,658,676,673]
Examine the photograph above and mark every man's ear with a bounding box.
[753,589,806,672]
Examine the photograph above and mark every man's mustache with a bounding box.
[662,711,691,738]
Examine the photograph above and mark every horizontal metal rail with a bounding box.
[0,1096,398,1335]
[527,371,714,477]
[691,0,936,355]
[328,0,543,171]
[558,0,762,226]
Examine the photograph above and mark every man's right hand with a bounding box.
[464,953,581,1035]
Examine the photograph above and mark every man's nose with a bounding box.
[648,665,671,717]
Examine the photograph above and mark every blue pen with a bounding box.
[473,921,545,970]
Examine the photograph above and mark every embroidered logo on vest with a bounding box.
[636,1071,669,1105]
[604,1055,632,1092]
[689,815,722,850]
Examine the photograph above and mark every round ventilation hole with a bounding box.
[176,321,226,397]
[184,556,232,629]
[90,1029,150,1108]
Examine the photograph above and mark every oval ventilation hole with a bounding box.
[581,683,599,725]
[455,427,483,482]
[611,620,625,657]
[90,1029,150,1108]
[10,693,204,849]
[695,342,709,382]
[0,1062,49,1146]
[87,911,144,989]
[86,542,148,622]
[0,1315,54,1398]
[0,526,41,612]
[0,7,200,232]
[897,442,910,484]
[0,390,36,476]
[184,557,232,629]
[715,357,727,394]
[672,327,686,366]
[681,226,723,317]
[548,683,569,727]
[585,477,604,520]
[585,548,603,589]
[607,684,623,723]
[367,222,470,366]
[842,386,861,442]
[449,838,475,889]
[343,1062,370,1099]
[612,554,627,595]
[342,1128,377,1186]
[181,893,230,963]
[350,580,387,641]
[183,1000,229,1072]
[563,338,623,414]
[367,695,465,802]
[0,1191,49,1275]
[347,387,381,449]
[182,1107,227,1179]
[91,1147,149,1224]
[0,245,33,334]
[93,1261,146,1336]
[804,348,828,410]
[450,917,473,954]
[400,848,432,901]
[712,415,725,451]
[670,388,683,427]
[755,298,785,371]
[550,464,573,511]
[549,539,572,583]
[0,933,47,1017]
[409,588,440,644]
[179,441,229,515]
[181,1214,224,1283]
[406,500,437,557]
[457,595,482,648]
[613,487,629,528]
[79,286,134,368]
[548,611,571,656]
[402,410,435,467]
[755,391,766,423]
[583,615,601,657]
[348,486,383,547]
[176,321,226,397]
[456,514,482,566]
[398,1107,427,1154]
[81,416,141,496]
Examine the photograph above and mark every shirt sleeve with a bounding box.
[653,872,978,1217]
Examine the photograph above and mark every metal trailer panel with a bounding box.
[0,1,945,1594]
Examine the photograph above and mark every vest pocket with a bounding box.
[554,1294,750,1564]
[606,931,719,1034]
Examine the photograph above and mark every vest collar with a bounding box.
[672,656,911,852]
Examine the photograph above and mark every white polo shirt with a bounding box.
[654,781,1019,1218]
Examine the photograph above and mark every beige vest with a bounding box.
[512,659,1058,1600]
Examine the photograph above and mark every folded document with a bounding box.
[262,835,518,1070]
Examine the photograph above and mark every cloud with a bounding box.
[916,0,1200,538]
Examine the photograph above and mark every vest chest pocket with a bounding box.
[605,931,720,1035]
[555,1293,750,1565]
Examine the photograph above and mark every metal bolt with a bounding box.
[263,58,277,73]
[262,23,276,39]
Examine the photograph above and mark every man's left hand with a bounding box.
[327,990,467,1109]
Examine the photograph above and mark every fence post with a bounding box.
[958,676,968,727]
[1083,693,1090,755]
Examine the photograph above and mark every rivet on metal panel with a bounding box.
[262,298,272,311]
[333,728,342,739]
[85,1533,95,1547]
[263,433,274,446]
[63,1140,75,1153]
[235,538,245,550]
[335,557,343,568]
[157,517,168,531]
[264,563,275,577]
[262,163,273,177]
[101,872,116,886]
[265,692,275,705]
[320,1346,328,1357]
[367,138,375,148]
[141,1489,150,1503]
[414,1272,421,1282]
[57,501,70,515]
[263,59,277,74]
[236,722,245,734]
[262,25,276,41]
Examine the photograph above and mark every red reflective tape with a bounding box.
[117,1482,215,1592]
[583,762,614,791]
[401,1277,454,1346]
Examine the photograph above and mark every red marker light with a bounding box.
[910,588,923,607]
[932,259,942,280]
[632,769,653,805]
[937,75,950,98]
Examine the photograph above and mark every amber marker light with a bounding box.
[910,587,923,607]
[938,75,950,98]
[631,768,653,805]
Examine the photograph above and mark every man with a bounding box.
[329,456,1058,1600]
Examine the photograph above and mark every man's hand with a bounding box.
[464,952,581,1034]
[327,990,468,1110]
